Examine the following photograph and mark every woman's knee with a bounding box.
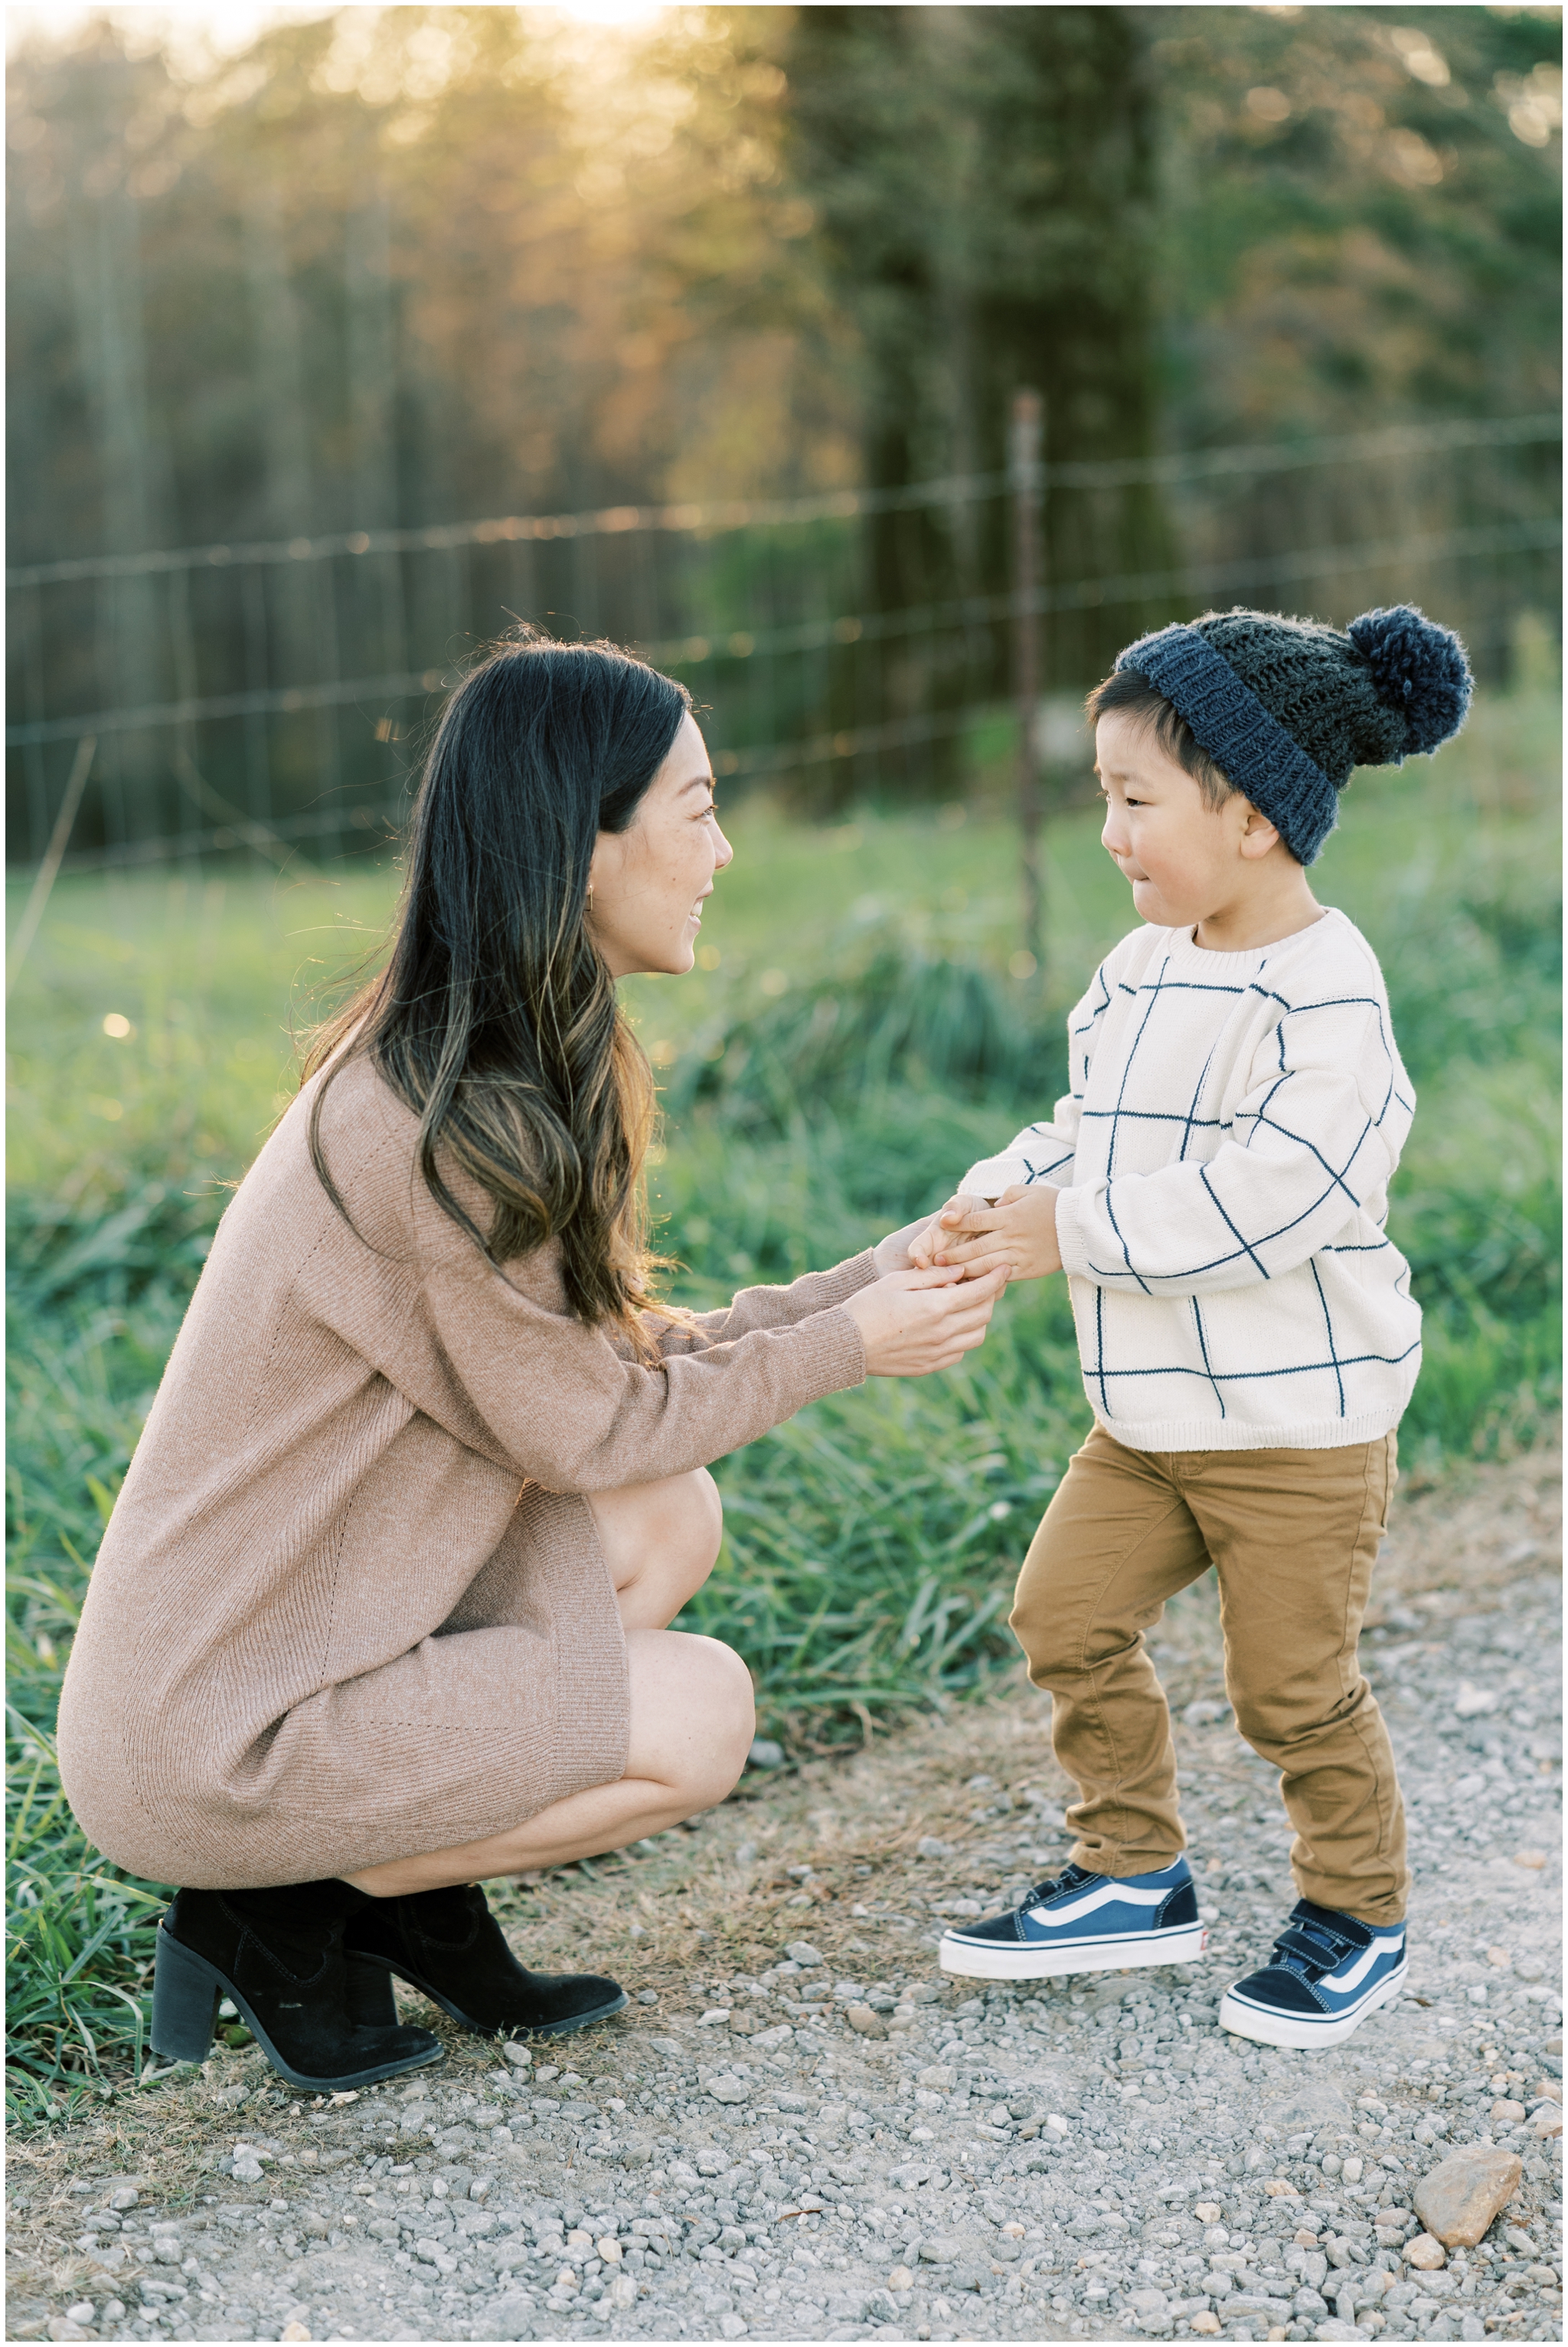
[643,1467,724,1614]
[681,1467,724,1583]
[593,1467,724,1611]
[686,1633,756,1780]
[626,1627,754,1810]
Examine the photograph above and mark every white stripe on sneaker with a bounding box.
[1025,1881,1174,1927]
[947,1917,1184,1950]
[1324,1937,1405,1993]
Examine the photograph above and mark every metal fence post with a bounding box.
[1009,387,1045,974]
[7,733,95,995]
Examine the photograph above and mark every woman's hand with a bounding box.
[841,1262,1009,1377]
[872,1210,941,1276]
[934,1184,1063,1282]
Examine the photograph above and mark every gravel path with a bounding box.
[8,1453,1561,2347]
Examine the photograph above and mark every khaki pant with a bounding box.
[1011,1425,1407,1926]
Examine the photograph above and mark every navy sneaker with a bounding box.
[1219,1898,1407,2049]
[938,1858,1206,1981]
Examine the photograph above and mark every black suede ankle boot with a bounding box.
[151,1880,446,2089]
[344,1883,627,2039]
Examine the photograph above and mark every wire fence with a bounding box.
[6,410,1560,875]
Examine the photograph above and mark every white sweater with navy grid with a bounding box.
[961,907,1420,1453]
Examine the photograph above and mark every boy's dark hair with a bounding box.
[1085,667,1234,810]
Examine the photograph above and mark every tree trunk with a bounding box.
[783,3,1174,806]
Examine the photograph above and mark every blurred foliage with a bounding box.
[6,6,1559,862]
[1152,6,1563,438]
[781,4,1173,760]
[662,927,1058,1134]
[7,8,1557,658]
[5,8,831,563]
[1148,7,1563,656]
[9,5,1556,555]
[786,7,1161,475]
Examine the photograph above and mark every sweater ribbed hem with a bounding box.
[1090,1407,1405,1454]
[543,1502,632,1819]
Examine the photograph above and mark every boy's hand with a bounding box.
[906,1198,979,1270]
[935,1183,1063,1281]
[901,1201,962,1276]
[873,1211,940,1277]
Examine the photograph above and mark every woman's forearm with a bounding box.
[655,1249,877,1352]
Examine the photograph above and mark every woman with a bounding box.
[58,635,1004,2093]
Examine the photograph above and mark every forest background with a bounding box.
[5,3,1563,2107]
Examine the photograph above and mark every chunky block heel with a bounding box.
[150,1923,223,2062]
[149,1882,444,2089]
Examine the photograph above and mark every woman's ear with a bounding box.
[586,824,625,910]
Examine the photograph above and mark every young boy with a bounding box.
[915,603,1472,2048]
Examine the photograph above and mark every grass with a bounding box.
[5,683,1560,2109]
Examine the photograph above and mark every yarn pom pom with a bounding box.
[1347,604,1472,756]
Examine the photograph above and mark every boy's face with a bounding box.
[1095,711,1282,931]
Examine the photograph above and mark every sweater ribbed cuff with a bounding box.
[793,1301,868,1398]
[813,1249,878,1309]
[1054,1185,1096,1283]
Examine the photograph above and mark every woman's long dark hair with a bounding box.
[303,632,694,1356]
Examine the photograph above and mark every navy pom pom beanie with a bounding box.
[1112,603,1473,865]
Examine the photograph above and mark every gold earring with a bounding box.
[586,884,595,910]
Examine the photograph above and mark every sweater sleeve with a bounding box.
[407,1253,867,1492]
[1055,991,1415,1297]
[958,957,1114,1199]
[652,1252,878,1354]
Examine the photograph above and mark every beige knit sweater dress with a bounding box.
[57,1056,873,1890]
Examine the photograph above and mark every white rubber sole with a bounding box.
[939,1922,1209,1981]
[1217,1953,1408,2049]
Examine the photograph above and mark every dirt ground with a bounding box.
[6,1448,1561,2347]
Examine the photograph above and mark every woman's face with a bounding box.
[586,711,733,979]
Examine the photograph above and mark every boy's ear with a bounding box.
[1236,800,1282,861]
